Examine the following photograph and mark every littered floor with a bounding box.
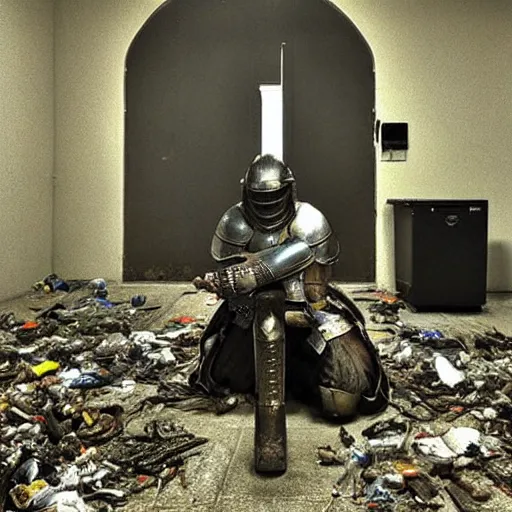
[2,284,512,512]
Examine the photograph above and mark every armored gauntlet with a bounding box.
[205,238,315,299]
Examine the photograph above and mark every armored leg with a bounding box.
[253,289,287,473]
[318,386,361,418]
[317,327,386,418]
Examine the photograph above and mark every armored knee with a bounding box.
[318,385,360,418]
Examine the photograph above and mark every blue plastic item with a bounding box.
[131,294,147,307]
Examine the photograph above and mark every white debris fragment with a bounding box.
[458,351,471,366]
[205,294,219,306]
[393,343,413,365]
[433,354,465,387]
[59,368,81,387]
[158,347,177,366]
[157,326,194,340]
[442,427,481,456]
[482,407,498,420]
[130,331,157,344]
[470,410,485,420]
[414,437,457,460]
[47,491,88,512]
[453,456,474,469]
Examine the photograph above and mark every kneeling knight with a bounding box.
[192,154,389,473]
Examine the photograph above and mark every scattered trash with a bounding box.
[205,294,220,306]
[5,279,512,510]
[331,445,370,499]
[68,370,114,389]
[95,298,113,308]
[131,294,147,308]
[419,329,444,340]
[0,281,217,511]
[31,360,60,377]
[317,446,345,465]
[339,426,355,448]
[44,274,70,293]
[169,316,197,325]
[441,427,481,456]
[414,435,458,461]
[368,296,406,325]
[393,342,412,366]
[90,278,108,299]
[321,415,506,509]
[21,321,39,330]
[433,353,466,388]
[482,407,498,420]
[318,300,512,510]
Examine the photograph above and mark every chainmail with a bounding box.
[218,260,274,297]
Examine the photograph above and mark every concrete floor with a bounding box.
[134,288,512,512]
[2,285,512,512]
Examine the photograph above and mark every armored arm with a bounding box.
[287,201,340,304]
[196,202,339,300]
[205,238,315,298]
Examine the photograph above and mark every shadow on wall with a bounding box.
[488,241,512,292]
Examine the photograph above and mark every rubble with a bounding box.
[321,413,509,511]
[3,280,512,511]
[320,290,512,511]
[0,278,221,511]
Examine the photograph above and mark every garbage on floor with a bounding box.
[321,417,511,511]
[320,290,512,511]
[0,278,223,511]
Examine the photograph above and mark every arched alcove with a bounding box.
[124,0,375,281]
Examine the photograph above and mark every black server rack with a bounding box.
[387,199,488,310]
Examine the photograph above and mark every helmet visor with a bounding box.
[246,186,289,206]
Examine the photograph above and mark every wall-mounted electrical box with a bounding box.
[381,122,408,161]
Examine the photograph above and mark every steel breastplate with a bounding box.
[246,229,283,252]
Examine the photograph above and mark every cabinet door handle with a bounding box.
[445,214,460,227]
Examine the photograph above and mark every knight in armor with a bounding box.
[192,154,389,471]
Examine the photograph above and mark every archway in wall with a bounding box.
[124,0,375,282]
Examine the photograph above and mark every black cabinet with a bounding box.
[388,199,488,310]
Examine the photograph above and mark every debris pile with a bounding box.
[319,289,512,511]
[377,326,512,430]
[368,296,406,326]
[0,277,217,511]
[319,418,511,511]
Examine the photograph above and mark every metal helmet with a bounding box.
[241,154,296,231]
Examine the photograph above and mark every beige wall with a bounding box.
[53,0,512,291]
[0,0,54,302]
[54,0,162,282]
[336,0,512,291]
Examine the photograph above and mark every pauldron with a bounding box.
[211,202,340,266]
